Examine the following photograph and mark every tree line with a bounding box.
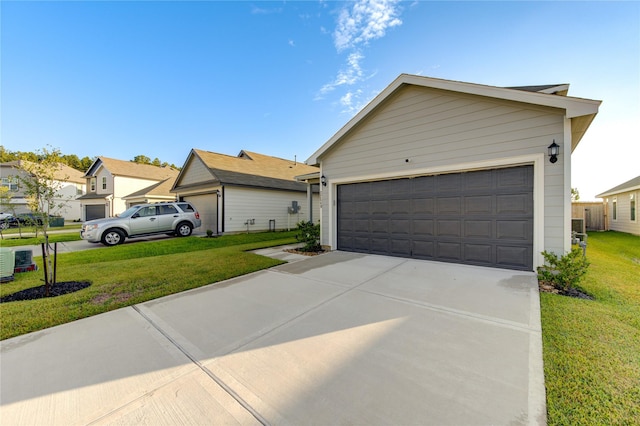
[0,146,179,172]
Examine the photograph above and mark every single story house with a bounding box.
[304,74,601,271]
[596,175,640,235]
[171,149,320,234]
[78,157,179,220]
[0,161,86,220]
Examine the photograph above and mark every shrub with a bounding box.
[295,221,321,252]
[537,248,590,292]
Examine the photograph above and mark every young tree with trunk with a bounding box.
[14,148,70,293]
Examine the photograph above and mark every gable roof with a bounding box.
[596,175,640,198]
[123,175,179,200]
[84,157,178,181]
[173,149,319,192]
[3,160,85,184]
[307,74,601,165]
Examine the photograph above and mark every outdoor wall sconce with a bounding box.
[548,140,560,163]
[321,175,327,186]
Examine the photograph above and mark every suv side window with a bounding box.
[159,205,179,215]
[177,203,194,212]
[137,206,157,217]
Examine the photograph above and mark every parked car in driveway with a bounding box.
[81,201,202,246]
[0,213,19,230]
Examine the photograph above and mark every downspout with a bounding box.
[221,186,225,234]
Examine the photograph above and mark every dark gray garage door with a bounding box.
[337,165,533,271]
[85,204,106,221]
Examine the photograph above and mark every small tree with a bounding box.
[14,148,70,293]
[537,248,590,292]
[295,220,321,252]
[571,187,580,201]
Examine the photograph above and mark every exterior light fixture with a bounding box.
[321,175,327,186]
[548,140,560,163]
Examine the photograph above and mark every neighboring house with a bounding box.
[78,157,179,221]
[0,161,86,220]
[596,175,640,235]
[171,149,320,234]
[304,74,601,271]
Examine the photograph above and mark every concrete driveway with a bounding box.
[0,250,545,425]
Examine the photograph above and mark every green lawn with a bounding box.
[0,231,297,340]
[541,231,640,425]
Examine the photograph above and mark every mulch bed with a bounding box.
[284,248,326,256]
[538,281,594,300]
[0,281,91,303]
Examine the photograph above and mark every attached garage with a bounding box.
[85,204,106,221]
[183,194,218,235]
[306,74,601,271]
[337,166,533,270]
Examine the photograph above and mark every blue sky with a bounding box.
[2,1,638,200]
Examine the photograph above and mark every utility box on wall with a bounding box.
[287,201,300,214]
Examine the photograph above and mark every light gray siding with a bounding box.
[179,157,214,186]
[320,85,568,261]
[225,186,319,233]
[607,191,639,235]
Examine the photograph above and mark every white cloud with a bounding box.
[317,0,403,115]
[333,0,402,52]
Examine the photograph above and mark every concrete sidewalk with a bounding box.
[0,250,546,425]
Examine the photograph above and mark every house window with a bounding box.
[76,184,83,196]
[612,198,617,221]
[90,178,96,192]
[102,177,107,190]
[631,194,636,222]
[1,177,19,192]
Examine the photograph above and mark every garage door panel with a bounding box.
[371,200,389,214]
[413,176,436,194]
[464,169,493,191]
[497,167,532,190]
[370,238,389,254]
[413,219,435,236]
[464,243,493,264]
[391,199,411,214]
[496,246,531,268]
[496,221,531,240]
[497,194,530,214]
[465,196,493,214]
[390,239,411,256]
[413,198,436,214]
[437,197,462,214]
[437,241,462,261]
[437,220,461,237]
[355,201,370,215]
[371,219,388,234]
[436,173,462,192]
[465,220,493,238]
[337,165,533,270]
[412,240,435,259]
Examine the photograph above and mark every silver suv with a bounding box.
[81,202,202,246]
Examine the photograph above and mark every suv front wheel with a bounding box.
[102,228,125,246]
[176,222,193,237]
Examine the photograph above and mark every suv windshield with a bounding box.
[117,206,140,218]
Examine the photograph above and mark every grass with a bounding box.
[0,231,297,340]
[541,231,640,425]
[1,232,82,246]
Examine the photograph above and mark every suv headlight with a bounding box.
[84,224,98,232]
